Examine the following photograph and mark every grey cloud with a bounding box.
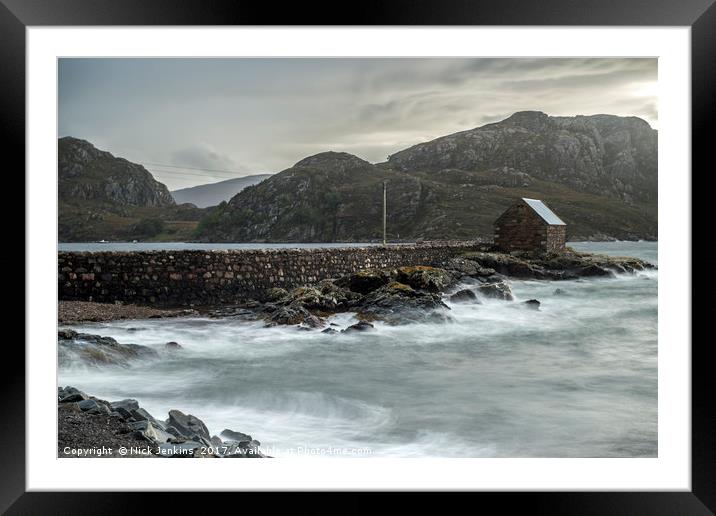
[58,58,657,190]
[171,145,242,172]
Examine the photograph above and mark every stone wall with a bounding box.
[58,242,484,307]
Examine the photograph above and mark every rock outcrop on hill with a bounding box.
[388,111,657,203]
[59,137,175,208]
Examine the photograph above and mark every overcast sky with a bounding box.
[58,58,657,190]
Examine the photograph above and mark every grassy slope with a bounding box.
[58,200,202,242]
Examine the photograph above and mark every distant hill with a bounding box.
[58,137,205,242]
[195,112,658,242]
[171,174,272,208]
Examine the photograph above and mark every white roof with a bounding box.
[522,198,566,225]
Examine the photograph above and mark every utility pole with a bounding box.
[382,181,387,246]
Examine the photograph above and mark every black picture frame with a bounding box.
[4,0,712,512]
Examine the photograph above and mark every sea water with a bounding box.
[58,241,657,458]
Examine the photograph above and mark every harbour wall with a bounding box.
[58,242,484,306]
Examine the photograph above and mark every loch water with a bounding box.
[58,241,658,458]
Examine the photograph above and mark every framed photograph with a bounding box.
[6,0,712,511]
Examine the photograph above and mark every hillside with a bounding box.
[171,174,272,208]
[58,137,205,242]
[195,112,658,242]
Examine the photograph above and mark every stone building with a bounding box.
[494,198,567,253]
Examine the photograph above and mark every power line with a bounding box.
[146,168,242,180]
[142,162,247,175]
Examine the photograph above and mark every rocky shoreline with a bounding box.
[57,247,654,451]
[205,247,655,329]
[58,386,266,458]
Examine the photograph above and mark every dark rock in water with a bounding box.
[301,313,325,329]
[210,435,223,446]
[476,281,514,301]
[444,258,496,278]
[111,399,140,412]
[523,299,541,310]
[335,268,390,294]
[220,428,252,442]
[358,281,451,325]
[321,327,339,334]
[463,252,555,279]
[58,331,159,366]
[578,264,614,277]
[165,341,182,350]
[168,409,211,441]
[268,306,311,324]
[343,321,375,333]
[553,288,567,296]
[58,329,78,340]
[449,289,480,303]
[396,266,455,293]
[269,282,360,313]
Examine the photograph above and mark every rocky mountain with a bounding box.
[59,137,176,208]
[195,112,658,242]
[171,174,272,208]
[58,137,204,242]
[388,111,657,203]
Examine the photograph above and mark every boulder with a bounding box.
[578,264,614,277]
[130,407,156,422]
[301,313,325,329]
[443,258,496,278]
[396,266,455,293]
[58,329,78,340]
[358,282,451,325]
[210,435,223,446]
[58,332,159,366]
[448,289,480,303]
[77,399,100,412]
[129,420,159,441]
[343,321,375,333]
[220,429,253,442]
[265,305,319,326]
[523,299,541,310]
[112,407,133,420]
[110,399,140,412]
[321,328,339,334]
[335,269,390,294]
[58,402,81,414]
[476,281,514,301]
[59,386,88,403]
[165,341,183,350]
[167,410,211,441]
[263,287,288,302]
